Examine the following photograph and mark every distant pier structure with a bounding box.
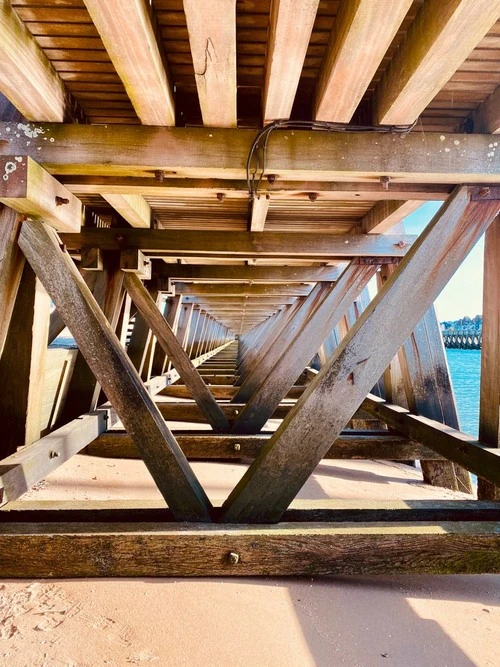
[442,326,482,350]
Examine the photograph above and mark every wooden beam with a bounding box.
[478,216,500,499]
[263,0,319,123]
[101,194,152,229]
[157,265,342,283]
[361,200,423,234]
[83,0,175,125]
[0,206,24,356]
[123,273,230,432]
[232,263,377,434]
[375,0,500,125]
[473,84,500,134]
[0,157,81,232]
[0,0,70,121]
[219,187,500,522]
[58,229,416,259]
[120,249,152,279]
[314,0,412,122]
[2,125,499,183]
[1,521,499,577]
[249,194,270,232]
[183,0,236,127]
[18,221,212,522]
[0,411,108,506]
[173,283,312,297]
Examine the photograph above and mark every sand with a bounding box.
[1,454,499,667]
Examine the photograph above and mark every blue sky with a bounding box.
[402,201,484,322]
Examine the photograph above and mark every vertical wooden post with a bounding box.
[0,206,25,357]
[0,263,50,456]
[478,215,500,499]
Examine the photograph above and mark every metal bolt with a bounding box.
[115,234,124,242]
[234,443,241,452]
[395,240,407,248]
[267,174,277,184]
[228,552,239,565]
[55,196,69,206]
[380,175,391,190]
[49,451,60,459]
[216,192,226,202]
[154,170,165,182]
[478,187,490,198]
[308,192,318,202]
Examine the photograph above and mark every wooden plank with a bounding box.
[232,263,377,434]
[18,221,212,522]
[157,264,342,283]
[473,84,500,134]
[0,156,81,232]
[0,411,108,506]
[1,521,499,577]
[120,249,152,279]
[249,194,270,232]
[83,0,175,125]
[101,194,152,229]
[123,273,230,432]
[220,187,500,522]
[263,0,319,122]
[58,229,416,259]
[2,125,499,183]
[87,430,442,462]
[152,294,182,375]
[361,200,423,234]
[126,284,158,376]
[183,0,236,127]
[0,0,71,121]
[155,401,293,423]
[375,0,500,125]
[0,263,50,456]
[479,216,500,499]
[314,0,412,122]
[0,206,24,356]
[173,283,312,297]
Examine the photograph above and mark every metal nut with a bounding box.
[228,552,239,565]
[234,443,241,452]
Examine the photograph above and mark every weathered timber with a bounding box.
[173,283,312,297]
[83,0,175,125]
[479,216,500,499]
[18,221,212,521]
[152,294,182,375]
[1,125,499,183]
[101,194,152,229]
[472,85,500,134]
[249,194,270,232]
[361,201,423,234]
[0,521,499,577]
[124,273,230,432]
[314,0,412,122]
[0,206,24,357]
[48,271,98,344]
[220,187,500,522]
[57,229,415,260]
[0,411,108,506]
[184,0,236,127]
[232,263,377,433]
[127,284,158,377]
[0,157,81,232]
[86,430,441,462]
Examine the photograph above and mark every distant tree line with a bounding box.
[440,315,482,334]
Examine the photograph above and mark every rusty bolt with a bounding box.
[478,187,491,198]
[380,175,391,191]
[395,240,407,248]
[267,174,277,184]
[55,196,70,206]
[234,443,241,452]
[49,451,60,459]
[115,234,124,242]
[216,192,226,202]
[154,170,165,182]
[308,192,318,202]
[228,552,240,565]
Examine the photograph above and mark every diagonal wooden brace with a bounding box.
[18,220,212,522]
[220,186,500,523]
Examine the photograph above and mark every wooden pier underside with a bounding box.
[0,0,500,577]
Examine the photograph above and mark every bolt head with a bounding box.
[228,552,239,565]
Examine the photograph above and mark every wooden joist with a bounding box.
[0,206,24,356]
[157,265,343,283]
[314,0,413,122]
[375,0,500,125]
[249,194,270,232]
[360,200,423,234]
[1,125,499,183]
[472,85,500,134]
[18,221,212,522]
[173,283,312,297]
[123,273,230,433]
[263,0,319,123]
[0,157,81,232]
[58,229,416,260]
[219,187,500,522]
[83,0,175,126]
[0,0,70,121]
[1,521,499,577]
[101,194,152,229]
[183,0,237,127]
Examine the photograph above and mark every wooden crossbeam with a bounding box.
[314,0,412,122]
[157,265,343,283]
[232,263,377,434]
[263,0,319,122]
[249,194,270,232]
[1,521,499,577]
[87,430,441,462]
[0,411,108,506]
[472,85,500,134]
[0,0,71,121]
[1,125,499,183]
[183,0,236,127]
[360,200,423,234]
[18,221,212,522]
[0,206,24,356]
[173,283,312,297]
[83,0,175,125]
[58,229,415,260]
[375,0,500,125]
[219,187,500,522]
[123,273,230,432]
[0,157,81,232]
[101,194,152,229]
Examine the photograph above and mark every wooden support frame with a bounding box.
[101,194,152,229]
[220,187,500,522]
[0,205,24,356]
[18,220,212,522]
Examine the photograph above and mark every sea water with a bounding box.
[445,348,481,437]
